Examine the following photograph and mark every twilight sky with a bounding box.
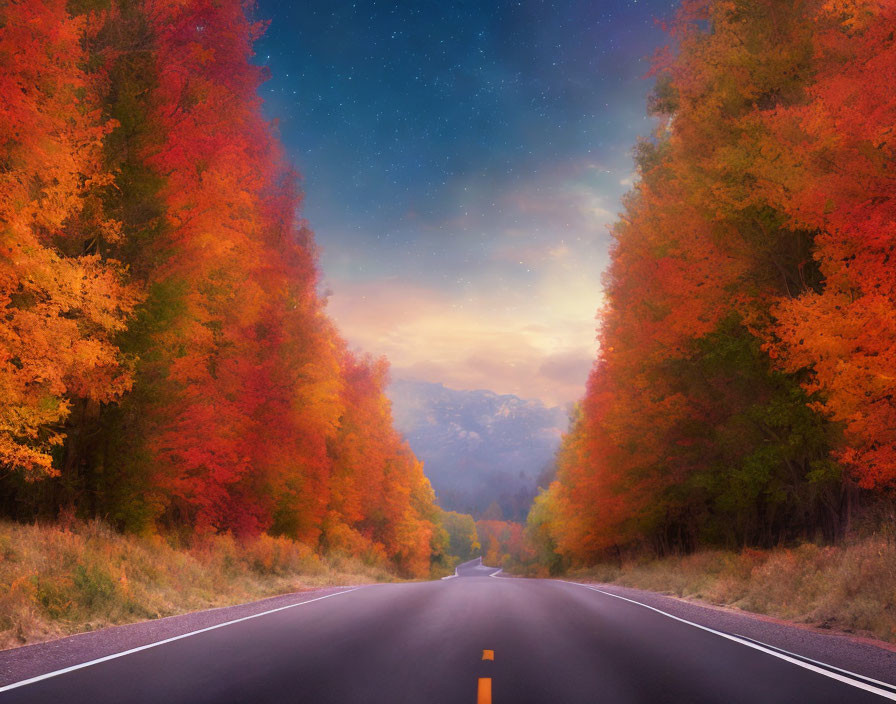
[253,0,676,406]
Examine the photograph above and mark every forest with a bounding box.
[0,0,441,578]
[5,0,896,594]
[7,0,896,691]
[532,0,896,568]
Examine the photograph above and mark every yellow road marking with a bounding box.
[477,677,492,704]
[482,649,494,661]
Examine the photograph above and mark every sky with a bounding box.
[252,0,677,407]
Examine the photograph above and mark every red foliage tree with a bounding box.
[0,0,440,577]
[760,1,896,491]
[536,0,885,563]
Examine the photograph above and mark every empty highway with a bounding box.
[1,558,895,703]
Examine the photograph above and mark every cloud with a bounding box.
[539,350,595,386]
[326,267,601,406]
[321,160,613,406]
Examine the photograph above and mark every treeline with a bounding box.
[440,510,481,562]
[436,512,541,572]
[533,0,896,565]
[0,0,438,577]
[478,519,534,570]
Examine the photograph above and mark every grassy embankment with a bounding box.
[0,519,402,650]
[565,537,896,644]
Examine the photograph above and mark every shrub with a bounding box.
[0,519,398,649]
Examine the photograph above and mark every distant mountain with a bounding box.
[387,378,570,521]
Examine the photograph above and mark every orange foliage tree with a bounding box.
[535,0,896,565]
[326,353,438,576]
[477,519,535,569]
[0,0,440,577]
[758,1,896,491]
[0,0,138,478]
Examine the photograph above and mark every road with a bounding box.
[2,557,895,703]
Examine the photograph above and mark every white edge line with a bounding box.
[562,581,896,701]
[0,587,361,693]
[443,557,496,580]
[733,633,896,692]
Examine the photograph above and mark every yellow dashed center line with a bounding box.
[478,649,494,702]
[477,677,492,704]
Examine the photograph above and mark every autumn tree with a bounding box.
[325,353,439,577]
[440,509,481,562]
[0,0,441,578]
[477,519,535,570]
[533,0,890,565]
[758,0,896,493]
[0,0,138,485]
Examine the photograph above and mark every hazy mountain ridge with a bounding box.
[388,378,570,520]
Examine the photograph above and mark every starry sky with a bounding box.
[252,0,677,407]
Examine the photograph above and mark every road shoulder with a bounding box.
[565,580,896,686]
[0,586,356,688]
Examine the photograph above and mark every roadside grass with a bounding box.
[565,536,896,643]
[0,519,396,650]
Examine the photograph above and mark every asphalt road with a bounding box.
[2,558,895,703]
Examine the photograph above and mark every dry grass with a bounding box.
[568,537,896,643]
[0,519,397,650]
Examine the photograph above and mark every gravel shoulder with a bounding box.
[571,581,896,686]
[0,586,355,687]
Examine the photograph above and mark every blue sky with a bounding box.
[253,0,676,404]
